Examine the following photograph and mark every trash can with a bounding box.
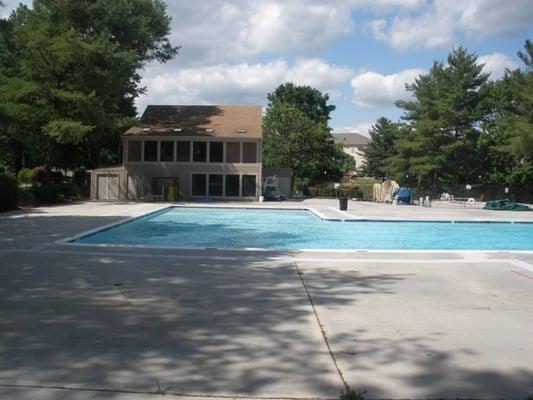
[339,197,348,211]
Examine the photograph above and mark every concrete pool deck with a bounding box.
[1,200,533,399]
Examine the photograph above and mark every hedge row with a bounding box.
[0,174,17,212]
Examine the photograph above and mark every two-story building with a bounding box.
[90,105,262,201]
[333,132,370,174]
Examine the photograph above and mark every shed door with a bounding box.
[97,174,119,200]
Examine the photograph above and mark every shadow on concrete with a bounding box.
[0,211,404,397]
[298,263,533,399]
[3,211,531,398]
[339,329,533,398]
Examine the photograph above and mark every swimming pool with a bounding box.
[72,207,533,251]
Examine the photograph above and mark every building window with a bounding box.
[144,141,158,161]
[209,142,223,163]
[225,175,240,197]
[160,141,174,162]
[176,141,190,162]
[242,175,256,197]
[193,141,207,162]
[208,174,223,196]
[226,142,240,163]
[192,174,206,196]
[242,142,257,163]
[128,140,141,162]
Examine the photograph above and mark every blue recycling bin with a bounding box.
[396,187,413,205]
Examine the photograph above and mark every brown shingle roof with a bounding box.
[333,132,370,147]
[124,105,262,138]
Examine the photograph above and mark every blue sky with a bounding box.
[2,0,532,135]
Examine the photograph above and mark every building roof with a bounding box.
[333,132,370,146]
[124,105,262,138]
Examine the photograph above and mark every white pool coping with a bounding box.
[55,204,533,254]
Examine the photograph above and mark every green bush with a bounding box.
[0,174,18,211]
[340,185,364,199]
[306,182,364,199]
[17,168,33,185]
[17,187,35,207]
[32,183,77,203]
[343,178,380,201]
[293,176,310,192]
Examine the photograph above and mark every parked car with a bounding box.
[263,188,286,201]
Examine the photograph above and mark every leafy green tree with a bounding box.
[263,102,349,190]
[267,83,335,124]
[391,47,491,192]
[0,0,178,174]
[362,117,399,179]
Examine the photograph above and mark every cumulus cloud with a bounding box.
[370,0,533,51]
[334,121,375,137]
[370,12,455,51]
[459,0,533,36]
[351,68,425,108]
[160,0,430,64]
[135,58,353,113]
[478,53,519,80]
[165,1,355,65]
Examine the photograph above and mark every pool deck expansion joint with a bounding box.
[289,250,349,392]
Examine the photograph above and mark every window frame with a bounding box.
[208,174,223,196]
[191,173,207,196]
[224,174,240,197]
[193,141,207,163]
[127,140,142,162]
[160,140,175,162]
[176,141,191,162]
[143,140,158,162]
[242,142,257,163]
[242,174,257,197]
[225,142,241,163]
[209,141,224,163]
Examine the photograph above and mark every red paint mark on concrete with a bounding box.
[511,269,533,280]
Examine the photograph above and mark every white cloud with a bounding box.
[165,1,355,65]
[241,2,354,55]
[478,53,519,80]
[287,59,353,94]
[136,58,353,113]
[371,12,455,51]
[334,121,375,137]
[162,0,431,65]
[351,68,425,108]
[370,0,533,51]
[459,0,533,36]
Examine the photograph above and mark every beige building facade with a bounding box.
[90,105,262,201]
[333,132,370,173]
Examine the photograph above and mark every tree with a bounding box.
[0,0,179,174]
[481,39,533,187]
[362,117,399,179]
[263,101,349,190]
[390,47,491,192]
[266,83,335,124]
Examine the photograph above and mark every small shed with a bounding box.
[89,166,126,200]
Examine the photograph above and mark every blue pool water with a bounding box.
[76,207,533,250]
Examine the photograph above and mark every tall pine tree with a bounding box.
[362,117,399,179]
[390,47,491,192]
